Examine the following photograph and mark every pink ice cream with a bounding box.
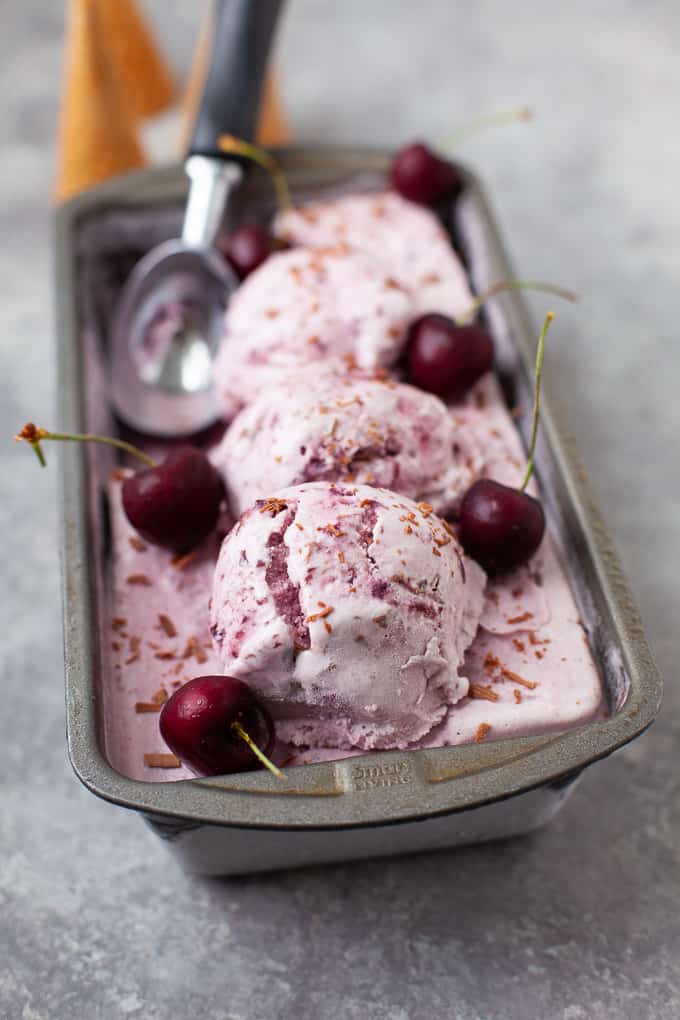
[275,190,473,317]
[212,363,483,518]
[99,184,605,785]
[209,483,486,750]
[213,244,415,420]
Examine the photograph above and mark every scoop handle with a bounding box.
[188,0,285,160]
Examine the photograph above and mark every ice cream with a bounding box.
[212,363,483,518]
[213,244,415,420]
[209,482,486,750]
[96,180,605,784]
[275,189,473,317]
[105,464,603,780]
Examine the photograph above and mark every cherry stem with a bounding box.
[14,423,155,469]
[520,312,554,493]
[218,134,293,213]
[441,106,533,151]
[457,279,577,325]
[231,720,285,779]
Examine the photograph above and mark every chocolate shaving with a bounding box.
[474,722,492,743]
[483,653,501,674]
[501,667,538,690]
[171,551,196,571]
[128,536,147,552]
[125,636,141,665]
[469,684,499,703]
[258,497,289,517]
[507,611,533,625]
[319,523,345,538]
[306,606,334,623]
[158,614,177,638]
[144,753,181,769]
[126,573,152,586]
[182,635,208,664]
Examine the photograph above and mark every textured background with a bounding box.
[1,2,679,1018]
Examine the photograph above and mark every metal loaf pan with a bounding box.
[54,149,661,875]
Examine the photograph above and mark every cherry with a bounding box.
[121,446,224,552]
[459,479,545,574]
[159,675,282,778]
[390,143,460,205]
[220,224,276,280]
[406,314,492,399]
[391,107,533,206]
[458,312,554,574]
[15,424,224,554]
[405,281,576,401]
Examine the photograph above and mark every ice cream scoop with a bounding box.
[210,482,486,750]
[110,0,284,437]
[275,190,473,317]
[212,244,415,420]
[212,364,484,517]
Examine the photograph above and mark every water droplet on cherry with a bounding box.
[159,675,278,777]
[458,478,545,574]
[390,143,460,205]
[406,313,493,399]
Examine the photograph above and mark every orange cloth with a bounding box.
[55,0,146,202]
[94,0,176,119]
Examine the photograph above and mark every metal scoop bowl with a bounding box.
[110,0,284,438]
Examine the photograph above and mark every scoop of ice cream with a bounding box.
[210,482,486,750]
[213,244,414,420]
[275,190,473,317]
[212,363,484,518]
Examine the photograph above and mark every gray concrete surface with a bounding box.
[1,1,678,1017]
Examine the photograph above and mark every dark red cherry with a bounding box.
[160,676,276,777]
[220,224,275,280]
[459,478,545,574]
[390,143,461,205]
[122,446,224,553]
[406,313,493,399]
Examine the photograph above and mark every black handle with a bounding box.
[189,0,285,159]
